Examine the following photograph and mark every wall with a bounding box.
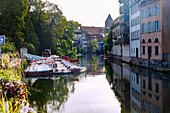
[122,44,130,57]
[162,0,170,60]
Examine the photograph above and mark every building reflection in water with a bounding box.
[106,60,170,113]
[78,54,104,75]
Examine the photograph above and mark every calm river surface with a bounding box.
[24,54,170,113]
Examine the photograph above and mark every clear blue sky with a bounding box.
[46,0,119,27]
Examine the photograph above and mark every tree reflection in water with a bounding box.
[28,77,75,112]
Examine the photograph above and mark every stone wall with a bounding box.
[110,54,170,69]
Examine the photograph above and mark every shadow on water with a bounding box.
[105,60,170,113]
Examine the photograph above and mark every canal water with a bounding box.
[24,54,170,113]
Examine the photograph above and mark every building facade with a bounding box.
[140,0,161,60]
[119,0,130,62]
[140,0,170,61]
[110,17,122,56]
[81,26,105,53]
[129,0,141,58]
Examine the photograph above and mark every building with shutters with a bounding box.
[140,0,170,61]
[119,0,130,62]
[129,0,141,58]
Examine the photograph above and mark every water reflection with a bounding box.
[25,54,106,113]
[78,54,104,75]
[105,60,170,113]
[27,76,75,112]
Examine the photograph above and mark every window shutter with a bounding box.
[151,6,153,16]
[152,22,155,32]
[158,4,160,15]
[147,23,149,33]
[158,20,160,31]
[141,24,143,34]
[153,5,156,15]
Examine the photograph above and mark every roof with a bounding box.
[82,26,105,34]
[106,14,113,22]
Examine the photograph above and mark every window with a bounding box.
[142,39,145,43]
[143,24,145,33]
[143,80,145,88]
[156,20,160,31]
[155,46,159,55]
[148,38,152,43]
[154,38,159,43]
[142,46,145,55]
[155,4,160,15]
[136,74,139,84]
[155,83,159,93]
[148,7,151,17]
[149,93,152,98]
[149,75,152,90]
[152,21,156,32]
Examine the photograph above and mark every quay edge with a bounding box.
[108,54,170,72]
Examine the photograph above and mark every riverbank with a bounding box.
[108,54,170,72]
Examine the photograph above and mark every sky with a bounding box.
[46,0,119,27]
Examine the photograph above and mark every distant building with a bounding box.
[81,26,105,53]
[129,0,140,58]
[73,30,82,52]
[140,0,170,61]
[105,14,113,33]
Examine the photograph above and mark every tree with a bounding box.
[104,30,112,55]
[91,39,99,53]
[0,0,80,57]
[0,0,29,48]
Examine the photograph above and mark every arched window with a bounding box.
[154,38,159,43]
[148,38,152,43]
[142,39,146,43]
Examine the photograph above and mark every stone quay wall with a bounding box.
[109,54,170,70]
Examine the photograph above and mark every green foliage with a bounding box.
[60,20,79,58]
[1,37,16,53]
[0,0,29,48]
[22,60,28,70]
[104,30,112,55]
[91,39,99,52]
[0,0,80,56]
[24,42,36,54]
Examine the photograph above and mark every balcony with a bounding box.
[120,15,129,24]
[119,37,129,44]
[120,25,129,34]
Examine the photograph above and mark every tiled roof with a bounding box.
[82,26,105,34]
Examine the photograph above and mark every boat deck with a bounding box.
[53,61,71,75]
